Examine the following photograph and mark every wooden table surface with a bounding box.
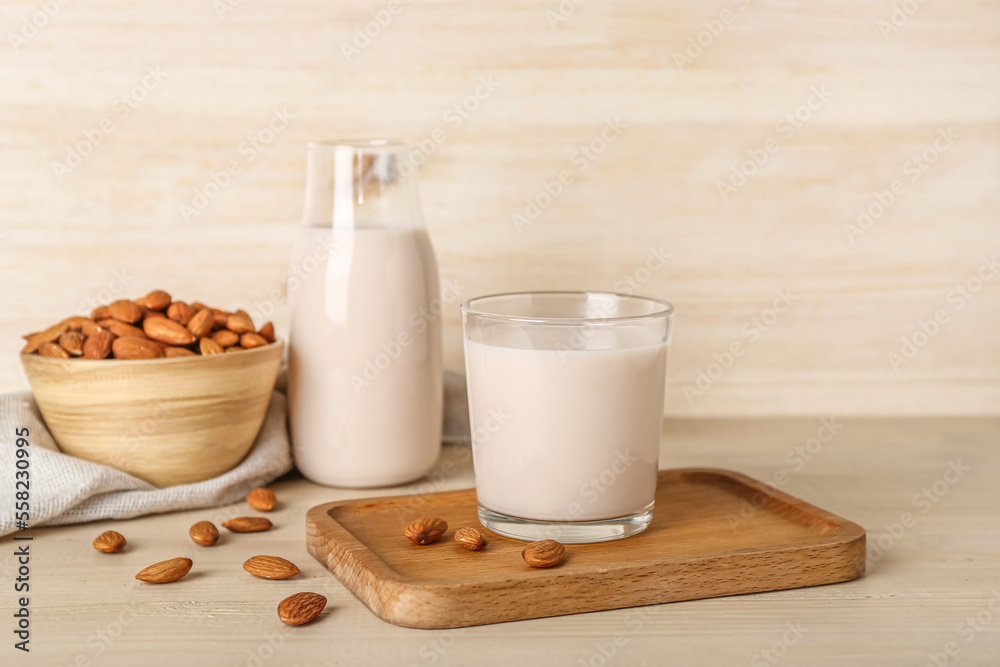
[4,417,998,666]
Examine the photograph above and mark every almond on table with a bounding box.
[20,291,278,360]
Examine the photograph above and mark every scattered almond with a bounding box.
[522,539,566,568]
[454,527,488,551]
[246,488,276,512]
[243,555,301,580]
[108,300,143,324]
[278,592,327,626]
[93,530,127,553]
[135,557,193,584]
[222,517,273,533]
[189,521,220,546]
[405,517,448,545]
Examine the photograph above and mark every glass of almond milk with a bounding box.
[462,292,673,543]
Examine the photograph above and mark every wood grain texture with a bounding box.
[20,341,283,486]
[306,468,866,629]
[0,1,998,416]
[0,418,996,666]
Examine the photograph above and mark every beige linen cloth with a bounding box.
[0,370,469,537]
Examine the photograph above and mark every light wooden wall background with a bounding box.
[1,0,998,416]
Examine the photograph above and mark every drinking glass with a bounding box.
[462,291,673,543]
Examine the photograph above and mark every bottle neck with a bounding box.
[302,141,423,230]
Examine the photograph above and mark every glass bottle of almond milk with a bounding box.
[287,140,442,487]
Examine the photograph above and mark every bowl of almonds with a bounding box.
[19,290,283,487]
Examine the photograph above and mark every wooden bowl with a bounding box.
[20,341,284,488]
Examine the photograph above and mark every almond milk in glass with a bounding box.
[288,141,442,487]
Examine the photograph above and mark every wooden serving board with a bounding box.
[306,468,866,629]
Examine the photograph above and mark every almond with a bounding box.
[191,302,208,312]
[135,557,193,584]
[521,539,566,568]
[108,299,143,324]
[143,317,196,346]
[136,290,172,311]
[189,521,219,546]
[226,313,255,334]
[187,308,213,338]
[164,346,197,357]
[167,301,195,326]
[98,319,148,340]
[405,517,448,545]
[246,488,276,512]
[222,517,272,533]
[112,337,164,360]
[93,530,127,553]
[212,310,232,330]
[65,316,100,336]
[225,346,244,353]
[259,322,275,343]
[58,331,86,356]
[91,305,111,320]
[211,330,240,347]
[83,329,115,360]
[39,341,71,358]
[21,319,71,354]
[199,338,225,355]
[454,527,488,551]
[240,332,269,349]
[243,555,301,580]
[278,592,327,626]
